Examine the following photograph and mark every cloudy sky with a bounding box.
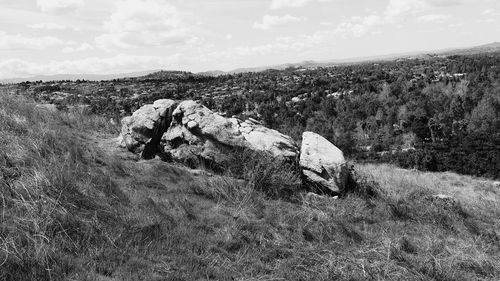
[0,0,499,78]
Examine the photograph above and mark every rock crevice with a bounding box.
[118,99,178,159]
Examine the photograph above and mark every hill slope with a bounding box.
[1,94,499,280]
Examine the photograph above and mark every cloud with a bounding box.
[208,31,328,59]
[36,0,84,14]
[270,0,330,10]
[253,14,305,29]
[334,0,462,38]
[385,0,462,18]
[27,23,67,30]
[426,0,462,7]
[62,43,94,53]
[481,8,500,17]
[417,14,450,22]
[334,15,384,38]
[384,0,425,18]
[0,54,185,78]
[0,31,66,50]
[482,9,494,15]
[96,0,197,50]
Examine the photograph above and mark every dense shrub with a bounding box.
[357,131,500,178]
[223,148,302,199]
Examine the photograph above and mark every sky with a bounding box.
[0,0,499,78]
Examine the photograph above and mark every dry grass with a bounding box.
[357,163,500,222]
[1,93,499,280]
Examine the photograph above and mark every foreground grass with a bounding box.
[188,164,500,280]
[1,94,499,280]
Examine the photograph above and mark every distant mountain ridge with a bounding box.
[440,42,500,55]
[0,70,159,84]
[2,42,499,82]
[224,42,500,74]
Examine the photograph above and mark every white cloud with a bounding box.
[482,9,494,15]
[335,0,461,38]
[384,0,425,18]
[0,31,66,50]
[208,31,328,59]
[334,15,384,38]
[417,14,450,22]
[27,23,67,30]
[62,43,94,53]
[385,0,462,18]
[481,8,500,18]
[426,0,462,7]
[270,0,329,10]
[96,0,197,50]
[36,0,84,14]
[253,14,305,29]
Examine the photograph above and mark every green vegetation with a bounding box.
[3,52,500,178]
[1,94,499,280]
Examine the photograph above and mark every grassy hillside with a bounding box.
[1,94,499,280]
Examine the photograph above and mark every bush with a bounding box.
[223,149,302,199]
[354,131,500,179]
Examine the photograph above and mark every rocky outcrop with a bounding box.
[119,99,178,158]
[299,131,349,193]
[162,101,298,166]
[239,119,298,158]
[120,100,355,196]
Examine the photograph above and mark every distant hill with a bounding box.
[0,70,159,84]
[196,70,226,76]
[440,42,500,56]
[140,70,198,80]
[225,42,500,74]
[2,42,500,82]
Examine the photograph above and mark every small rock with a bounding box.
[187,120,198,130]
[305,192,326,201]
[35,104,58,112]
[427,194,459,209]
[432,194,454,200]
[247,117,262,125]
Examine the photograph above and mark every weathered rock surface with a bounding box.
[239,119,298,158]
[162,100,298,166]
[119,100,358,196]
[299,131,349,193]
[119,99,178,158]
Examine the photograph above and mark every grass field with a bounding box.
[1,94,499,280]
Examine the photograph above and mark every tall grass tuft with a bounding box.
[222,148,302,199]
[0,94,121,280]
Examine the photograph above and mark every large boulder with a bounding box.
[239,119,298,159]
[162,100,298,167]
[299,131,349,193]
[119,99,178,158]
